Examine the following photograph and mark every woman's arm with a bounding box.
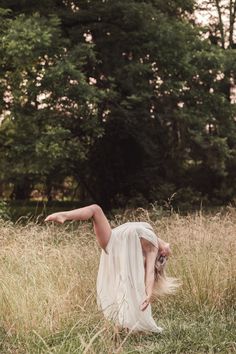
[145,250,157,298]
[140,239,158,311]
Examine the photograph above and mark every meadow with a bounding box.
[0,208,235,353]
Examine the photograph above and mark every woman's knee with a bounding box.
[91,204,103,215]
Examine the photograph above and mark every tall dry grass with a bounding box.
[0,208,235,342]
[153,209,236,313]
[0,220,100,335]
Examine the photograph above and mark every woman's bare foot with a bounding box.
[44,212,67,224]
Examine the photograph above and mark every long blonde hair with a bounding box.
[152,254,180,298]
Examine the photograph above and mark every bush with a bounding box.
[0,200,11,220]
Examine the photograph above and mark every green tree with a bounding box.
[0,10,103,199]
[194,0,236,202]
[0,0,235,208]
[68,0,236,206]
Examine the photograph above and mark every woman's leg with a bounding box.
[45,204,112,251]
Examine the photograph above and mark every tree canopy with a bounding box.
[0,0,236,209]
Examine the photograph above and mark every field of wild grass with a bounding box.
[0,208,235,353]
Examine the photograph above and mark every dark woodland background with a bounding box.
[0,0,236,212]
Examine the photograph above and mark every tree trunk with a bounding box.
[11,180,31,200]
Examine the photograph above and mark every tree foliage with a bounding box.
[0,0,235,208]
[0,8,104,199]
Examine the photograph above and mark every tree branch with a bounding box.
[229,0,236,47]
[215,0,225,48]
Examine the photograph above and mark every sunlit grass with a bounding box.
[0,208,235,353]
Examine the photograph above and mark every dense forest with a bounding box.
[0,0,236,209]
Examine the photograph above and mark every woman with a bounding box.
[45,204,177,333]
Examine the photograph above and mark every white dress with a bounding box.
[96,221,163,333]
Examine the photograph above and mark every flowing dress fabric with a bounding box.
[96,222,163,333]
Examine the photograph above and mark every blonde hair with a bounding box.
[152,255,180,298]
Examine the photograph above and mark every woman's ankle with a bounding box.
[60,212,68,223]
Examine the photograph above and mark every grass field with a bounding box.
[0,208,235,353]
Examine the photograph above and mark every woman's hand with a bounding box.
[140,296,151,311]
[158,239,171,257]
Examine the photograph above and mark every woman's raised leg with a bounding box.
[45,204,112,251]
